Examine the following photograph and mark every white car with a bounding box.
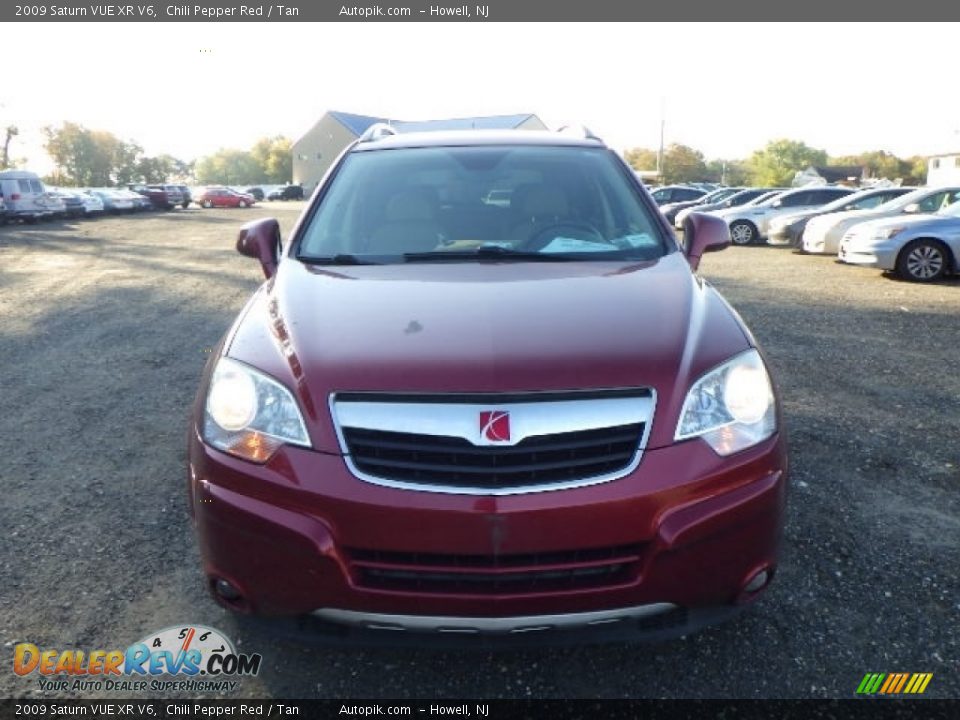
[802,186,960,255]
[712,186,854,245]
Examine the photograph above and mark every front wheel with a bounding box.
[238,200,248,208]
[729,220,757,246]
[202,200,213,208]
[896,239,949,282]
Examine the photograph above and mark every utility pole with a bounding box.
[656,97,665,182]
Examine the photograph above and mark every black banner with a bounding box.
[0,700,958,720]
[0,0,952,23]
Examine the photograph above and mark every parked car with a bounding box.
[802,186,960,255]
[121,189,153,211]
[648,184,707,206]
[767,186,916,247]
[0,170,55,221]
[244,187,266,201]
[128,183,182,210]
[713,186,855,245]
[195,187,256,208]
[187,126,787,643]
[839,201,960,282]
[267,184,305,201]
[674,188,779,229]
[171,185,192,209]
[50,190,86,219]
[660,187,742,225]
[0,196,6,224]
[76,190,105,216]
[89,189,136,213]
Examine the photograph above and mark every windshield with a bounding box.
[297,145,670,263]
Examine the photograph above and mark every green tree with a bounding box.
[623,147,659,171]
[2,125,18,169]
[661,144,707,184]
[747,139,828,186]
[250,136,293,184]
[706,158,750,185]
[43,123,121,186]
[904,156,928,185]
[195,149,263,185]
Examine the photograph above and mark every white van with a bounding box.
[0,170,57,220]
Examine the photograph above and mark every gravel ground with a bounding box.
[0,209,957,700]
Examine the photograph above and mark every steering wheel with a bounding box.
[518,221,606,251]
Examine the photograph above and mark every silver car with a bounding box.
[838,202,960,282]
[712,186,854,245]
[802,186,960,255]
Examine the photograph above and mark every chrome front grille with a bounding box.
[342,424,643,490]
[330,389,655,494]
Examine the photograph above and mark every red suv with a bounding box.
[187,126,788,644]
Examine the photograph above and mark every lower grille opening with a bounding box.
[348,544,645,595]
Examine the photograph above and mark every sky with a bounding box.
[3,22,959,173]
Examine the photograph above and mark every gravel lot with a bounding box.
[1,208,957,699]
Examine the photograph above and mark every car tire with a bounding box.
[202,200,213,208]
[238,200,248,208]
[896,239,950,282]
[729,220,757,246]
[182,201,189,209]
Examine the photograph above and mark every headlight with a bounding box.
[675,349,776,456]
[872,226,904,240]
[203,357,310,462]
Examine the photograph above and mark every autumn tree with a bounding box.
[250,136,293,184]
[747,139,828,186]
[623,147,659,172]
[2,125,18,169]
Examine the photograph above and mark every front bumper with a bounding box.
[187,429,787,641]
[838,241,897,269]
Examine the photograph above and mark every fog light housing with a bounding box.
[743,569,769,594]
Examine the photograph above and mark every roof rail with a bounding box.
[358,123,398,143]
[556,124,602,142]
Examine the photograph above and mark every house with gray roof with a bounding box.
[292,111,546,192]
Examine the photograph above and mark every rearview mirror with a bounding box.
[236,217,281,279]
[902,202,920,214]
[682,212,730,270]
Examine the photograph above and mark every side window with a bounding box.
[30,180,44,193]
[915,192,947,213]
[19,180,31,193]
[851,194,885,210]
[814,189,847,204]
[779,192,809,207]
[679,189,700,201]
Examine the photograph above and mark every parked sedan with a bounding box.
[50,190,87,219]
[802,186,960,255]
[839,202,960,282]
[660,187,741,225]
[89,189,135,213]
[767,186,916,247]
[196,188,256,208]
[713,186,855,245]
[675,188,780,230]
[267,184,305,201]
[648,184,707,207]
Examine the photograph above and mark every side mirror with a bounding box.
[682,212,730,271]
[236,217,281,279]
[771,199,782,208]
[902,202,920,214]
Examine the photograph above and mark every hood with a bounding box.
[226,253,753,453]
[846,212,952,234]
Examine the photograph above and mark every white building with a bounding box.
[927,152,960,185]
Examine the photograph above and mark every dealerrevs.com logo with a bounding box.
[13,625,261,693]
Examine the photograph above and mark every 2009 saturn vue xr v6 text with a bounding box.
[187,125,788,644]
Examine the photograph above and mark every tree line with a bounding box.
[625,139,929,187]
[0,120,293,187]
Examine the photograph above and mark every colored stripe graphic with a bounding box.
[857,672,932,695]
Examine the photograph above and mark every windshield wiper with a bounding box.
[298,254,381,266]
[403,246,575,262]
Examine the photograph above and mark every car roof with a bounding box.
[351,129,605,152]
